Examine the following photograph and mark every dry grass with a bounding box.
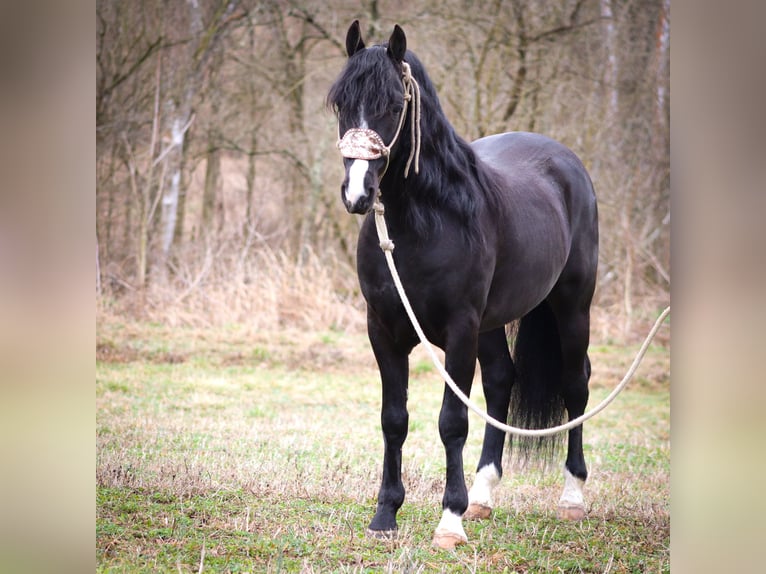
[100,246,367,333]
[101,239,669,347]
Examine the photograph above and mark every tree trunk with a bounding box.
[243,14,258,244]
[172,129,192,251]
[155,109,191,283]
[601,0,618,120]
[244,139,257,239]
[652,0,670,171]
[161,116,185,252]
[503,0,527,127]
[200,138,222,240]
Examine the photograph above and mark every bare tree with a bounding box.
[152,0,242,283]
[97,0,163,287]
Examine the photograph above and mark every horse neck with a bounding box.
[377,110,484,244]
[381,108,475,204]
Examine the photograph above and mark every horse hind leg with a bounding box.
[549,301,593,521]
[464,327,514,520]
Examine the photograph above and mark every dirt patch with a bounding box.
[96,341,140,363]
[96,341,187,365]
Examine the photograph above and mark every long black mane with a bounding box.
[328,45,504,243]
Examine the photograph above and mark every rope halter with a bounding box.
[336,61,422,179]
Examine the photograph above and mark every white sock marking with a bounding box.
[559,467,585,507]
[435,509,467,541]
[345,159,369,207]
[468,463,500,508]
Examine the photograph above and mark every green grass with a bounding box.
[97,320,669,573]
[97,489,666,573]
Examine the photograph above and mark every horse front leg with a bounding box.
[366,316,411,538]
[432,324,479,549]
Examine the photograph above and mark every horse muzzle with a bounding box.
[341,159,379,214]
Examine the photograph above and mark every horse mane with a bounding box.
[399,52,505,243]
[328,45,504,244]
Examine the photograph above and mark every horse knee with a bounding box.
[438,406,468,444]
[381,408,408,445]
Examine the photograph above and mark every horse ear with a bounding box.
[345,20,365,57]
[387,24,406,63]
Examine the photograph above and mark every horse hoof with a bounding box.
[432,531,467,550]
[557,505,586,521]
[463,503,492,520]
[366,528,398,541]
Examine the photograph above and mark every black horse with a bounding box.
[327,21,598,549]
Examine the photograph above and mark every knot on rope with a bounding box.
[373,196,394,251]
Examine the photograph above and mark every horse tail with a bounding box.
[508,300,566,468]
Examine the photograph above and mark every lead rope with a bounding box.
[373,194,670,437]
[401,62,421,178]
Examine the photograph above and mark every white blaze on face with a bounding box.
[344,107,371,208]
[345,159,369,207]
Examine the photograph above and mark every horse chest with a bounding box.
[357,235,492,340]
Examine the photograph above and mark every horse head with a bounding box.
[328,21,417,214]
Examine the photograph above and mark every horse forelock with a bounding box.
[327,46,403,124]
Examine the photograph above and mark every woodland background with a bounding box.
[96,0,670,343]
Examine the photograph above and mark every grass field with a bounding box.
[96,317,669,573]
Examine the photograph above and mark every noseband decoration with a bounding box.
[337,128,388,161]
[336,62,422,179]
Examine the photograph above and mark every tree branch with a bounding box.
[528,17,606,43]
[287,5,345,57]
[153,114,196,167]
[104,35,164,99]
